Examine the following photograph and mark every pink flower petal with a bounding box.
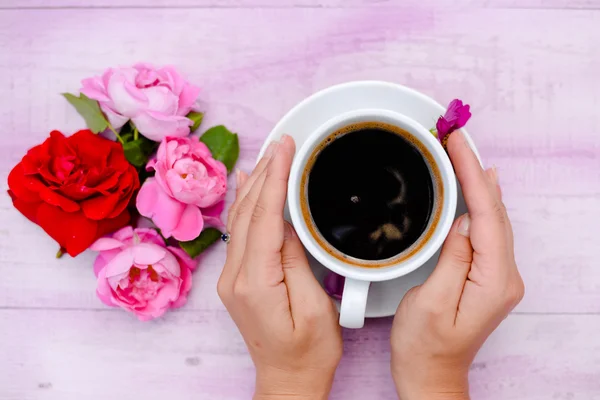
[103,248,136,279]
[90,237,125,252]
[171,266,192,308]
[93,249,121,277]
[150,249,181,277]
[131,243,168,266]
[136,178,186,238]
[436,117,452,141]
[112,226,135,242]
[446,99,463,115]
[96,267,117,307]
[202,200,225,228]
[124,79,148,102]
[135,228,165,246]
[191,140,213,159]
[146,157,157,172]
[106,69,147,117]
[142,279,181,319]
[132,111,192,142]
[157,66,183,94]
[435,99,472,143]
[133,63,160,87]
[144,86,179,115]
[170,204,204,241]
[155,278,182,304]
[80,77,111,102]
[455,104,472,127]
[102,105,130,131]
[177,83,201,116]
[168,246,199,271]
[133,62,155,72]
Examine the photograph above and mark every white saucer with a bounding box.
[259,81,480,318]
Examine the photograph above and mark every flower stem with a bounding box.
[56,248,65,259]
[133,126,139,141]
[107,123,125,145]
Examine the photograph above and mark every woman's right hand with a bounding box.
[390,131,525,400]
[218,136,343,400]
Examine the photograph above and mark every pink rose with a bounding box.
[136,136,227,241]
[90,226,197,321]
[81,63,201,142]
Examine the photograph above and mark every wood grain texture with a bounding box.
[0,2,599,399]
[1,311,599,400]
[4,0,600,8]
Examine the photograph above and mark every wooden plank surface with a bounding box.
[1,311,600,400]
[3,0,600,9]
[0,2,599,399]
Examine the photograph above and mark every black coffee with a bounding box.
[307,125,434,261]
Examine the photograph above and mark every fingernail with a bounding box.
[235,169,243,187]
[264,140,279,159]
[283,221,296,239]
[280,134,293,146]
[457,214,471,237]
[491,165,499,184]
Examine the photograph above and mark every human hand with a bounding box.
[218,135,343,400]
[390,131,525,400]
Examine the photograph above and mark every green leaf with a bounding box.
[179,228,222,258]
[200,125,240,173]
[122,137,158,168]
[62,93,109,133]
[187,111,204,132]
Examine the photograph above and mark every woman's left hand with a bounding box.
[218,135,343,400]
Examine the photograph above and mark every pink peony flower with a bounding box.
[81,63,201,142]
[324,272,345,301]
[436,99,472,143]
[136,136,227,241]
[90,226,197,321]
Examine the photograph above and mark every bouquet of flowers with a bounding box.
[7,63,239,321]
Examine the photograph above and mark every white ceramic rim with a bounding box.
[288,108,458,282]
[261,81,481,162]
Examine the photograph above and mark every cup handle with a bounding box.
[339,278,370,329]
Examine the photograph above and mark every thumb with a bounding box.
[281,221,330,316]
[420,214,473,312]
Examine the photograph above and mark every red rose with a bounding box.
[7,130,140,256]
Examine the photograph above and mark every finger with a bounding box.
[226,141,278,232]
[485,167,502,201]
[223,168,270,287]
[281,222,334,321]
[484,167,515,255]
[242,135,296,284]
[235,169,249,198]
[447,131,507,257]
[220,142,278,290]
[420,214,473,317]
[447,132,501,220]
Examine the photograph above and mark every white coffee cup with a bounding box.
[288,109,457,329]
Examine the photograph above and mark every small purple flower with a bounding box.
[324,272,345,301]
[436,99,472,144]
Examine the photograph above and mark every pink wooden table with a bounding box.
[1,1,600,399]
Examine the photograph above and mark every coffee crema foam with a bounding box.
[300,121,444,268]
